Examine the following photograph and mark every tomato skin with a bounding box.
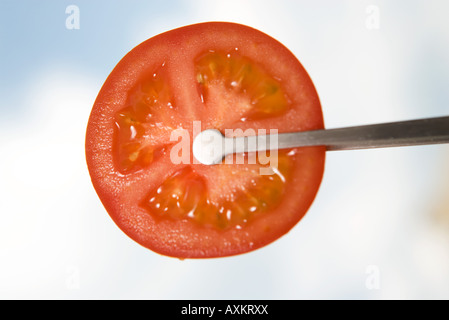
[86,22,325,258]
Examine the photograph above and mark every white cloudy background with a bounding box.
[1,0,449,299]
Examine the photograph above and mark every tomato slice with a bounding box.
[86,22,325,258]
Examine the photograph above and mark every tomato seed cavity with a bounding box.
[113,63,176,173]
[195,49,289,120]
[141,152,293,230]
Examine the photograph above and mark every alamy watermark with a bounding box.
[65,265,80,290]
[365,265,381,290]
[65,5,80,30]
[170,121,278,175]
[365,5,380,30]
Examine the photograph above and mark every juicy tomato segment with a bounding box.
[195,49,289,121]
[86,22,325,258]
[141,151,292,230]
[113,63,175,173]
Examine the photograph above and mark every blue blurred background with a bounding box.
[1,0,448,299]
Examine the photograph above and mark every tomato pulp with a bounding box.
[86,22,325,258]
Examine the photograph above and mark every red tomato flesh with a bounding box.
[85,22,325,258]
